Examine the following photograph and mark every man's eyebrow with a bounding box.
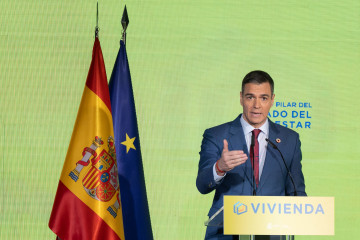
[244,93,270,97]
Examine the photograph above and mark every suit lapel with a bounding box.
[227,115,256,191]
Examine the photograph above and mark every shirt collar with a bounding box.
[240,114,269,136]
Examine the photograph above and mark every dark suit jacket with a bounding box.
[196,115,306,239]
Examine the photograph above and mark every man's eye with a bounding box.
[262,97,268,101]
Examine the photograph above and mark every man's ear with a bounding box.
[240,91,243,106]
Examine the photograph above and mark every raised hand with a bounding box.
[216,139,248,175]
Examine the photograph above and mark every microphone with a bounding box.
[265,138,298,196]
[250,133,256,196]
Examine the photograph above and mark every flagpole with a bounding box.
[121,5,129,45]
[95,1,99,38]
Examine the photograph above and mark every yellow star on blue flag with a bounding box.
[121,133,136,153]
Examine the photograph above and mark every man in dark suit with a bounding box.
[196,70,306,240]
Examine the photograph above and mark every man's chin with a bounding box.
[248,119,265,128]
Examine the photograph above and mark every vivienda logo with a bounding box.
[233,202,325,215]
[233,202,248,215]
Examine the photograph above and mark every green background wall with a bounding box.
[1,0,359,239]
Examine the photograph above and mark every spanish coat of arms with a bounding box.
[69,136,120,218]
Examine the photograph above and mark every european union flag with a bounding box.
[109,40,153,240]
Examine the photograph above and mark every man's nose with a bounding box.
[253,98,260,108]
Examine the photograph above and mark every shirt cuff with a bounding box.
[213,162,225,182]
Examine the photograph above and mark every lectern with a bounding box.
[205,196,334,240]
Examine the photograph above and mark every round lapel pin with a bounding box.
[276,138,281,143]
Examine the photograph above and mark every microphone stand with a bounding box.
[250,134,255,240]
[251,133,256,196]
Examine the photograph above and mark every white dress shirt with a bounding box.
[213,115,269,182]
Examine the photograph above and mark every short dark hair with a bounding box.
[241,70,274,95]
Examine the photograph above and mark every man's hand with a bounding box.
[216,139,248,176]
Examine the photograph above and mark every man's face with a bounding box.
[240,82,275,128]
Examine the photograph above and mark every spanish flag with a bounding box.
[49,37,125,240]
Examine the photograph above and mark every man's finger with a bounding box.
[223,139,229,152]
[230,156,248,167]
[225,150,244,156]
